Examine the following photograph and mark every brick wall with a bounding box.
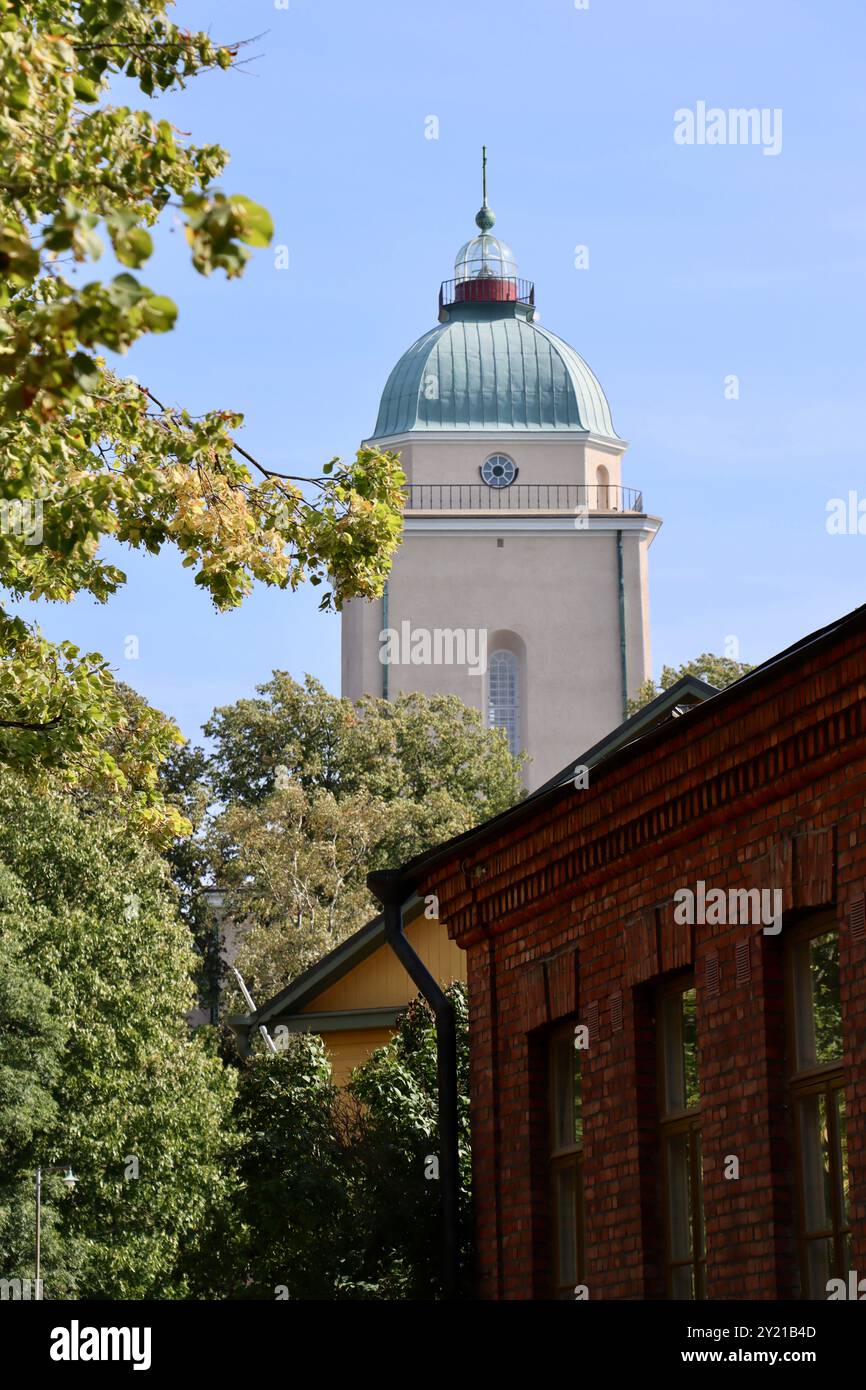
[420,622,866,1299]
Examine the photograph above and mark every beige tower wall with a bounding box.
[343,522,659,791]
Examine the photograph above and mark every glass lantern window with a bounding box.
[454,234,517,283]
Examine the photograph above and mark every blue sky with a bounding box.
[21,0,866,742]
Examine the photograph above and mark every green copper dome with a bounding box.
[370,303,619,440]
[372,159,619,441]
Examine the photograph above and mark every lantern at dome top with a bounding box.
[452,147,519,302]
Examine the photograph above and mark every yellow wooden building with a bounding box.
[229,905,466,1086]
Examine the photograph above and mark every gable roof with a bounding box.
[532,674,718,797]
[368,676,721,897]
[370,600,866,900]
[227,912,386,1036]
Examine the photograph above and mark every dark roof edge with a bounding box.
[246,913,386,1024]
[383,600,866,896]
[533,674,718,796]
[227,1006,404,1035]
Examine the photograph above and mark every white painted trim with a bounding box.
[402,515,662,539]
[363,431,629,452]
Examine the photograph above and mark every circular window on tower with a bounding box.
[481,454,518,489]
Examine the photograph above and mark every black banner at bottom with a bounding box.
[3,1296,863,1377]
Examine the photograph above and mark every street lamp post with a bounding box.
[35,1165,76,1300]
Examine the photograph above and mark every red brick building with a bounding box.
[402,604,866,1300]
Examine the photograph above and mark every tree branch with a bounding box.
[71,32,267,54]
[0,712,64,731]
[140,386,331,488]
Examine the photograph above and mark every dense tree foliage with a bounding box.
[209,784,393,1000]
[205,672,525,814]
[0,907,80,1295]
[157,737,217,1010]
[346,985,472,1299]
[190,985,471,1301]
[201,676,524,1003]
[0,769,234,1297]
[0,1,403,829]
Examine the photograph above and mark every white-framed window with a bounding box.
[488,648,519,756]
[481,454,517,489]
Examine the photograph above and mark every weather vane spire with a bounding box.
[476,145,495,232]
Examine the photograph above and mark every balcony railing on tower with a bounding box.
[439,277,535,311]
[402,483,644,513]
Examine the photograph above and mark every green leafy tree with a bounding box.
[202,677,525,1001]
[345,984,472,1299]
[205,673,525,814]
[157,737,219,1012]
[0,1,404,825]
[203,985,471,1301]
[205,1033,351,1301]
[209,784,394,1001]
[0,904,81,1295]
[0,768,235,1297]
[628,652,753,715]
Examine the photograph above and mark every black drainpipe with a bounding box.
[367,868,460,1300]
[617,528,628,721]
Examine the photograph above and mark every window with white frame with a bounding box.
[488,649,519,756]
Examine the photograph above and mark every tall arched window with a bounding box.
[488,649,519,756]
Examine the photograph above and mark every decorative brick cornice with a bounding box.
[441,691,864,946]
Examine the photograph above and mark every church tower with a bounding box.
[342,155,661,791]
